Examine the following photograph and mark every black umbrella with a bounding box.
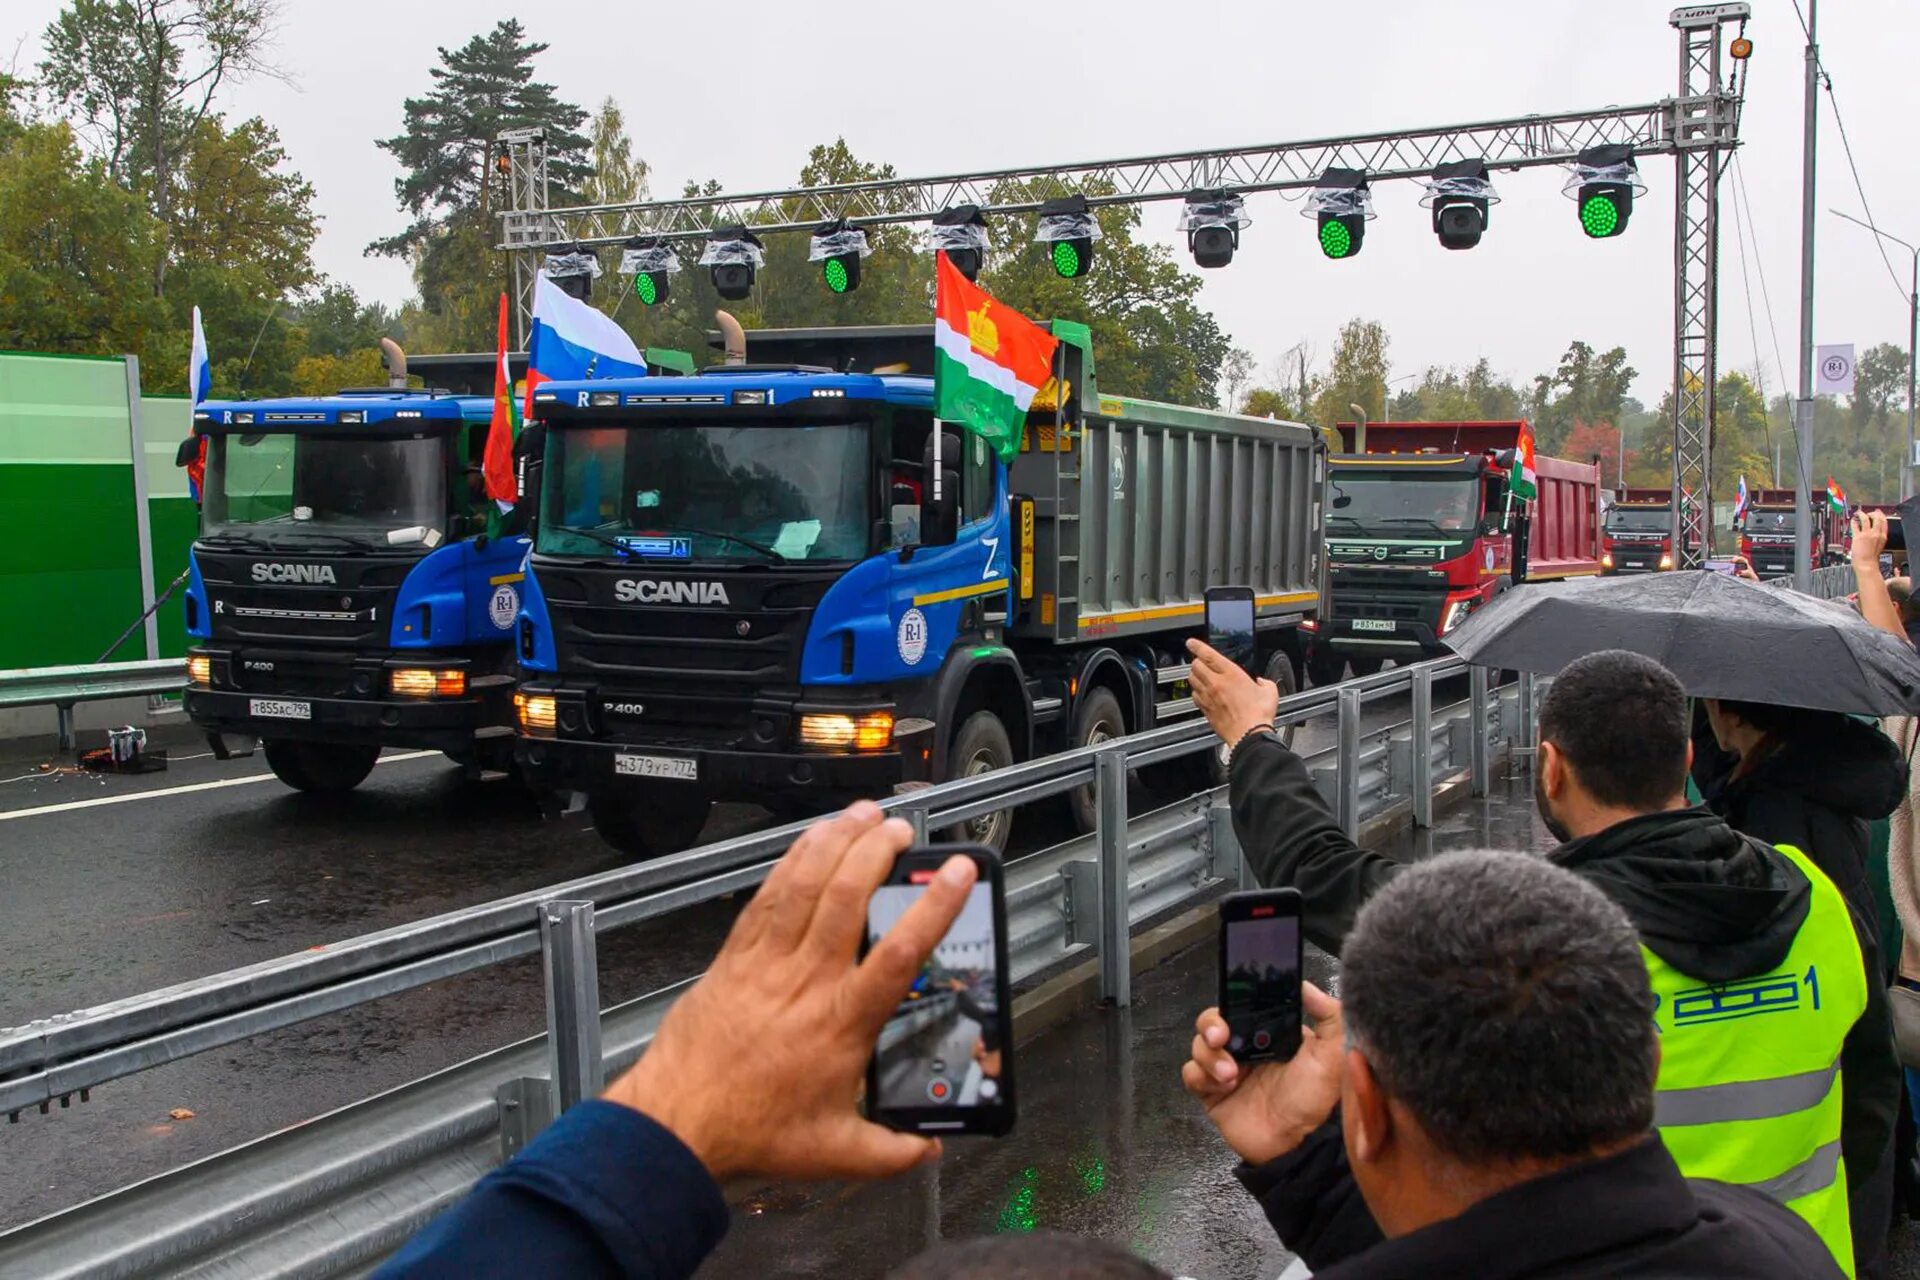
[1444,570,1920,716]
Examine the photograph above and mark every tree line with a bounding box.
[2,5,1910,502]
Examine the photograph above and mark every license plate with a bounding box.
[1350,619,1397,633]
[614,753,698,781]
[249,698,311,721]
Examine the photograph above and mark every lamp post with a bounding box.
[1831,208,1919,500]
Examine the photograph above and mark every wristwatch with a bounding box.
[1228,725,1277,768]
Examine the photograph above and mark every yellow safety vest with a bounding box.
[1643,842,1865,1278]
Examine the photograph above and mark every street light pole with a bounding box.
[1793,0,1819,591]
[1831,208,1919,500]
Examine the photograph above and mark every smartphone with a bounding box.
[1218,889,1304,1063]
[1205,585,1258,673]
[865,844,1016,1135]
[1702,558,1742,575]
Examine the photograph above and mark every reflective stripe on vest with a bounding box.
[1642,843,1866,1279]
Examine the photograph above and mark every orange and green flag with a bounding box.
[485,293,520,512]
[1826,476,1847,515]
[1510,421,1539,501]
[932,251,1059,462]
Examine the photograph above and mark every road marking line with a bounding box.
[0,750,442,823]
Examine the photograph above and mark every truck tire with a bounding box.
[262,740,380,794]
[1306,648,1344,688]
[1261,648,1300,750]
[1348,656,1385,678]
[943,711,1015,850]
[588,788,713,859]
[1067,688,1126,834]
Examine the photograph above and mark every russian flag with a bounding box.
[1732,474,1750,523]
[523,273,648,416]
[186,306,211,501]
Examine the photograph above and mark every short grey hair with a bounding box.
[1341,850,1656,1163]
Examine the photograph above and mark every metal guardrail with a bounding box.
[0,659,186,752]
[0,656,1538,1279]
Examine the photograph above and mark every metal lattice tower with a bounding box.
[1668,7,1748,564]
[501,127,556,348]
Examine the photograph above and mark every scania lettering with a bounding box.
[514,323,1326,857]
[177,385,532,793]
[613,580,732,605]
[1308,419,1601,683]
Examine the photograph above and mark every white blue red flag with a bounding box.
[522,273,648,416]
[1733,474,1750,523]
[186,306,211,501]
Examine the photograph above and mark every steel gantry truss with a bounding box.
[498,6,1748,545]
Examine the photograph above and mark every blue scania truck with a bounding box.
[512,323,1325,856]
[178,387,532,792]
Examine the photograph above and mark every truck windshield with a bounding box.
[1605,507,1671,532]
[202,432,447,548]
[1749,509,1798,531]
[1331,474,1479,532]
[537,421,872,564]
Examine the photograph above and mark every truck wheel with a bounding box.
[587,788,713,859]
[1067,688,1126,834]
[1261,648,1299,750]
[1306,649,1345,687]
[1348,656,1385,678]
[943,711,1015,850]
[262,740,380,794]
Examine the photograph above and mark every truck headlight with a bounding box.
[515,692,557,733]
[1439,599,1474,636]
[1658,553,1674,570]
[390,668,467,698]
[1601,552,1614,569]
[799,710,894,751]
[187,654,211,686]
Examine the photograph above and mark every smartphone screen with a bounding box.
[1702,558,1741,575]
[1219,889,1303,1062]
[1206,586,1258,672]
[866,846,1015,1135]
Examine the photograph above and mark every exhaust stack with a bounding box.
[379,338,407,388]
[715,311,746,365]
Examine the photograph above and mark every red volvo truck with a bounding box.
[1602,487,1698,574]
[1738,488,1849,577]
[1307,420,1603,683]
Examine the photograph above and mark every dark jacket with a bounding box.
[1228,732,1902,1273]
[373,1099,728,1280]
[1691,704,1908,933]
[1242,1128,1844,1279]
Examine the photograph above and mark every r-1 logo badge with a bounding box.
[489,584,520,631]
[897,607,929,665]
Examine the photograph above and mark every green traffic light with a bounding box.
[1579,193,1621,238]
[1319,219,1354,259]
[1051,241,1082,278]
[823,258,850,293]
[635,272,659,305]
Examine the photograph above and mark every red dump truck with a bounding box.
[1739,488,1849,577]
[1307,420,1603,683]
[1602,487,1698,574]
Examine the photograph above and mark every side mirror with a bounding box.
[1331,493,1352,510]
[448,514,470,540]
[174,436,200,467]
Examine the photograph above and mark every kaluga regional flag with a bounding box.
[523,272,649,417]
[933,251,1059,462]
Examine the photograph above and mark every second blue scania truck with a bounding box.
[512,323,1326,856]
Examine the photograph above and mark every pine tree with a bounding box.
[370,20,589,259]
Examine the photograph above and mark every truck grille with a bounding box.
[1332,590,1442,625]
[230,650,357,698]
[196,551,409,647]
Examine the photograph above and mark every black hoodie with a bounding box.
[1692,706,1908,936]
[1226,733,1901,1276]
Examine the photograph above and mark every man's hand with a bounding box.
[1853,510,1890,566]
[604,801,977,1182]
[1730,554,1759,583]
[1181,983,1345,1166]
[1187,639,1280,749]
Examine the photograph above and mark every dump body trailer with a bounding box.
[514,323,1324,856]
[1311,420,1600,679]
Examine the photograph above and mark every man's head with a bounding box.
[888,1233,1169,1279]
[1339,849,1657,1237]
[1534,650,1691,840]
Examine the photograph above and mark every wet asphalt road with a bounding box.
[0,678,1466,1234]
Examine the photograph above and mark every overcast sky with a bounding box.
[14,0,1918,406]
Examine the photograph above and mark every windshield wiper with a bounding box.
[547,524,636,557]
[1326,514,1362,528]
[669,527,789,564]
